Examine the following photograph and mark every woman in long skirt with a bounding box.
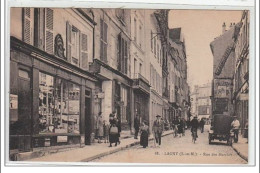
[140,121,149,148]
[109,122,119,147]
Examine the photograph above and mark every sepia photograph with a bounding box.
[6,4,254,166]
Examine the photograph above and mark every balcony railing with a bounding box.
[132,73,150,94]
[132,73,149,85]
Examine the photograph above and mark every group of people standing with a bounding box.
[95,111,121,147]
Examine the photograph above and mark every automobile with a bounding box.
[208,114,234,146]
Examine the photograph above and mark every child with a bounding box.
[103,120,109,143]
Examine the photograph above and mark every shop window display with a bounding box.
[39,72,80,134]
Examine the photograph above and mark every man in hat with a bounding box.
[152,115,164,147]
[231,116,240,143]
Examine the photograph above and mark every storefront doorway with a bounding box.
[85,95,91,145]
[10,68,32,152]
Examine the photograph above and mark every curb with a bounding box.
[81,131,173,162]
[232,144,248,162]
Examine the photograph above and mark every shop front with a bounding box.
[132,73,150,126]
[9,37,96,158]
[90,59,133,133]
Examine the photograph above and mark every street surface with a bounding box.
[92,130,247,164]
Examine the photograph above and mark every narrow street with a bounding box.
[92,130,247,164]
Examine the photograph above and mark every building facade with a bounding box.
[168,28,190,121]
[9,8,190,159]
[233,11,249,136]
[10,8,97,156]
[210,22,238,116]
[190,84,212,120]
[210,11,248,138]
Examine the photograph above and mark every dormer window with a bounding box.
[116,9,126,26]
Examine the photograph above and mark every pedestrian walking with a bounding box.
[177,116,183,137]
[231,116,240,143]
[103,120,109,143]
[152,115,164,147]
[96,112,104,143]
[172,117,178,137]
[200,118,205,133]
[134,114,140,139]
[140,121,149,148]
[115,116,121,145]
[109,111,116,124]
[182,118,186,136]
[108,116,119,147]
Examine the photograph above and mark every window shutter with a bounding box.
[100,19,104,60]
[80,32,89,70]
[154,38,156,56]
[66,21,72,62]
[23,8,33,44]
[103,22,108,62]
[124,41,128,74]
[45,8,54,54]
[117,34,121,71]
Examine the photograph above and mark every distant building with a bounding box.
[190,83,211,120]
[168,28,190,121]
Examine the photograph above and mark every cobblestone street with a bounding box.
[92,130,247,164]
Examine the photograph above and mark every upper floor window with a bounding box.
[45,8,54,54]
[157,44,159,62]
[33,8,53,54]
[151,31,153,52]
[117,34,128,75]
[66,22,89,70]
[139,25,142,48]
[100,19,108,62]
[71,26,80,66]
[154,38,157,57]
[139,63,142,75]
[116,9,125,24]
[134,18,137,42]
[23,8,33,45]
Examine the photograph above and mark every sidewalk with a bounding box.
[24,130,173,162]
[232,135,248,162]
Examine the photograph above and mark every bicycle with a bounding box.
[191,128,197,143]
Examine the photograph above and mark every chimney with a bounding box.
[222,22,226,34]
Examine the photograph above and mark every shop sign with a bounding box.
[214,79,232,98]
[57,136,68,143]
[10,94,18,109]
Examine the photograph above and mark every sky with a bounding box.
[168,10,242,91]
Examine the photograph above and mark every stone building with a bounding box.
[168,28,190,121]
[130,10,150,131]
[210,22,238,116]
[89,9,133,134]
[190,83,212,120]
[232,11,250,136]
[210,11,249,138]
[10,8,97,157]
[9,8,190,159]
